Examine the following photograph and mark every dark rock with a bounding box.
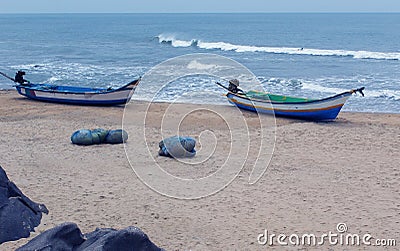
[17,223,164,251]
[77,226,163,251]
[16,222,84,251]
[0,166,48,244]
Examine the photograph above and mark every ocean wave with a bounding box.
[157,34,400,61]
[301,81,400,100]
[301,81,349,94]
[257,76,400,102]
[364,89,400,101]
[157,34,198,48]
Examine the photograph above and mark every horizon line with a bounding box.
[1,11,400,14]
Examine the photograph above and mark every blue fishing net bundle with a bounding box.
[71,129,128,145]
[158,136,196,158]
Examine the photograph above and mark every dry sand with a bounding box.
[0,90,399,250]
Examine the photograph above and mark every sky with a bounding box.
[1,0,400,13]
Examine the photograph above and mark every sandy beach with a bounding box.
[1,89,399,250]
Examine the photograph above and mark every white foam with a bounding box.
[301,81,349,94]
[187,60,216,70]
[157,34,196,47]
[157,34,400,61]
[301,80,400,100]
[47,76,60,83]
[364,89,400,100]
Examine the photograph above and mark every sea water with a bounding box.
[0,13,399,113]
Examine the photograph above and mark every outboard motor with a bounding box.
[228,79,240,93]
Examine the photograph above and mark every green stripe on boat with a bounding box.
[245,90,316,103]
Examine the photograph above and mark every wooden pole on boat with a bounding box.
[215,81,245,94]
[215,82,230,91]
[0,71,16,82]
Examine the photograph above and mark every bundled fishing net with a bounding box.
[158,136,196,158]
[71,129,128,145]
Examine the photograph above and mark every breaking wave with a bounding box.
[157,34,400,61]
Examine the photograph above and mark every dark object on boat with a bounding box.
[14,70,30,85]
[228,79,239,92]
[159,136,196,158]
[16,222,164,251]
[216,81,365,121]
[228,78,243,93]
[71,128,128,145]
[216,79,244,94]
[0,165,48,244]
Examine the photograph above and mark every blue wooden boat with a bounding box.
[216,81,364,121]
[14,79,140,106]
[226,88,364,120]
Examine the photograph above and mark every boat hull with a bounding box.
[227,91,352,120]
[15,79,139,106]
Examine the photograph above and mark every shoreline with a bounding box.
[1,89,399,116]
[1,89,399,250]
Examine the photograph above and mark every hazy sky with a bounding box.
[1,0,400,13]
